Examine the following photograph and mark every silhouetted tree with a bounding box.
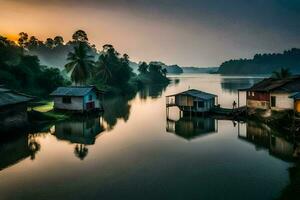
[18,32,28,48]
[45,38,54,49]
[65,42,94,85]
[74,144,88,160]
[72,30,88,42]
[28,36,39,49]
[138,62,148,73]
[53,36,64,46]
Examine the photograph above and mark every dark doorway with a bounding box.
[271,96,276,107]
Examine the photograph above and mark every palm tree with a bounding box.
[272,67,292,79]
[95,54,112,84]
[65,42,94,85]
[74,144,88,160]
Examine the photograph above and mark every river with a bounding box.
[0,74,299,200]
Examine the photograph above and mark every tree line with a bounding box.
[218,48,300,75]
[0,30,169,96]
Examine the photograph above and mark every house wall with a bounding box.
[295,100,300,113]
[83,90,101,110]
[54,96,83,111]
[175,95,193,107]
[270,92,294,110]
[193,98,215,112]
[0,104,28,132]
[246,91,270,109]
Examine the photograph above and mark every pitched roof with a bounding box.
[166,89,217,100]
[243,76,300,92]
[50,86,102,97]
[289,92,300,100]
[0,88,33,107]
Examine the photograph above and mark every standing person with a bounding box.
[233,101,237,110]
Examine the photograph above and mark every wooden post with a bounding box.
[238,90,240,108]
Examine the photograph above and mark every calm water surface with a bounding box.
[0,74,298,200]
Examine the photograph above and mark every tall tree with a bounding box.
[53,36,64,46]
[65,42,94,85]
[72,30,88,42]
[45,38,54,49]
[74,144,88,160]
[138,62,148,74]
[18,32,29,48]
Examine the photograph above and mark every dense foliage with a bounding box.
[137,61,170,84]
[218,48,300,74]
[0,35,69,96]
[1,30,171,97]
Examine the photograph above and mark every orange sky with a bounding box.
[1,0,300,66]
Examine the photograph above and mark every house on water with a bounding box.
[239,76,300,111]
[50,86,104,113]
[0,87,33,132]
[166,89,218,115]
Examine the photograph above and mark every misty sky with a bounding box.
[1,0,300,66]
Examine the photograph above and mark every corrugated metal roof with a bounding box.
[167,89,217,100]
[0,88,33,107]
[244,76,300,92]
[50,86,101,97]
[290,92,300,100]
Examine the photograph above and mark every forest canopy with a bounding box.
[0,35,69,96]
[218,48,300,75]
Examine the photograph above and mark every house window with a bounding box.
[271,96,276,107]
[252,92,255,96]
[89,94,93,101]
[198,101,204,108]
[193,101,197,108]
[62,96,72,104]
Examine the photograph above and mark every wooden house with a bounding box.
[239,76,300,111]
[0,87,33,132]
[50,86,104,112]
[166,89,218,114]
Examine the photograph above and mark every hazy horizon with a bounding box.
[1,0,300,66]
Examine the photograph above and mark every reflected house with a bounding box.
[54,117,104,145]
[221,77,260,94]
[166,89,218,114]
[239,76,300,111]
[0,134,40,171]
[166,117,218,140]
[238,121,298,161]
[50,86,104,113]
[0,87,33,132]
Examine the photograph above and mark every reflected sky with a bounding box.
[0,74,298,199]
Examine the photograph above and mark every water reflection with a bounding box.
[0,133,40,171]
[221,77,262,93]
[102,96,132,130]
[238,121,300,161]
[52,116,104,160]
[166,117,218,140]
[139,84,168,100]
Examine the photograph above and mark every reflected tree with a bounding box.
[74,144,88,160]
